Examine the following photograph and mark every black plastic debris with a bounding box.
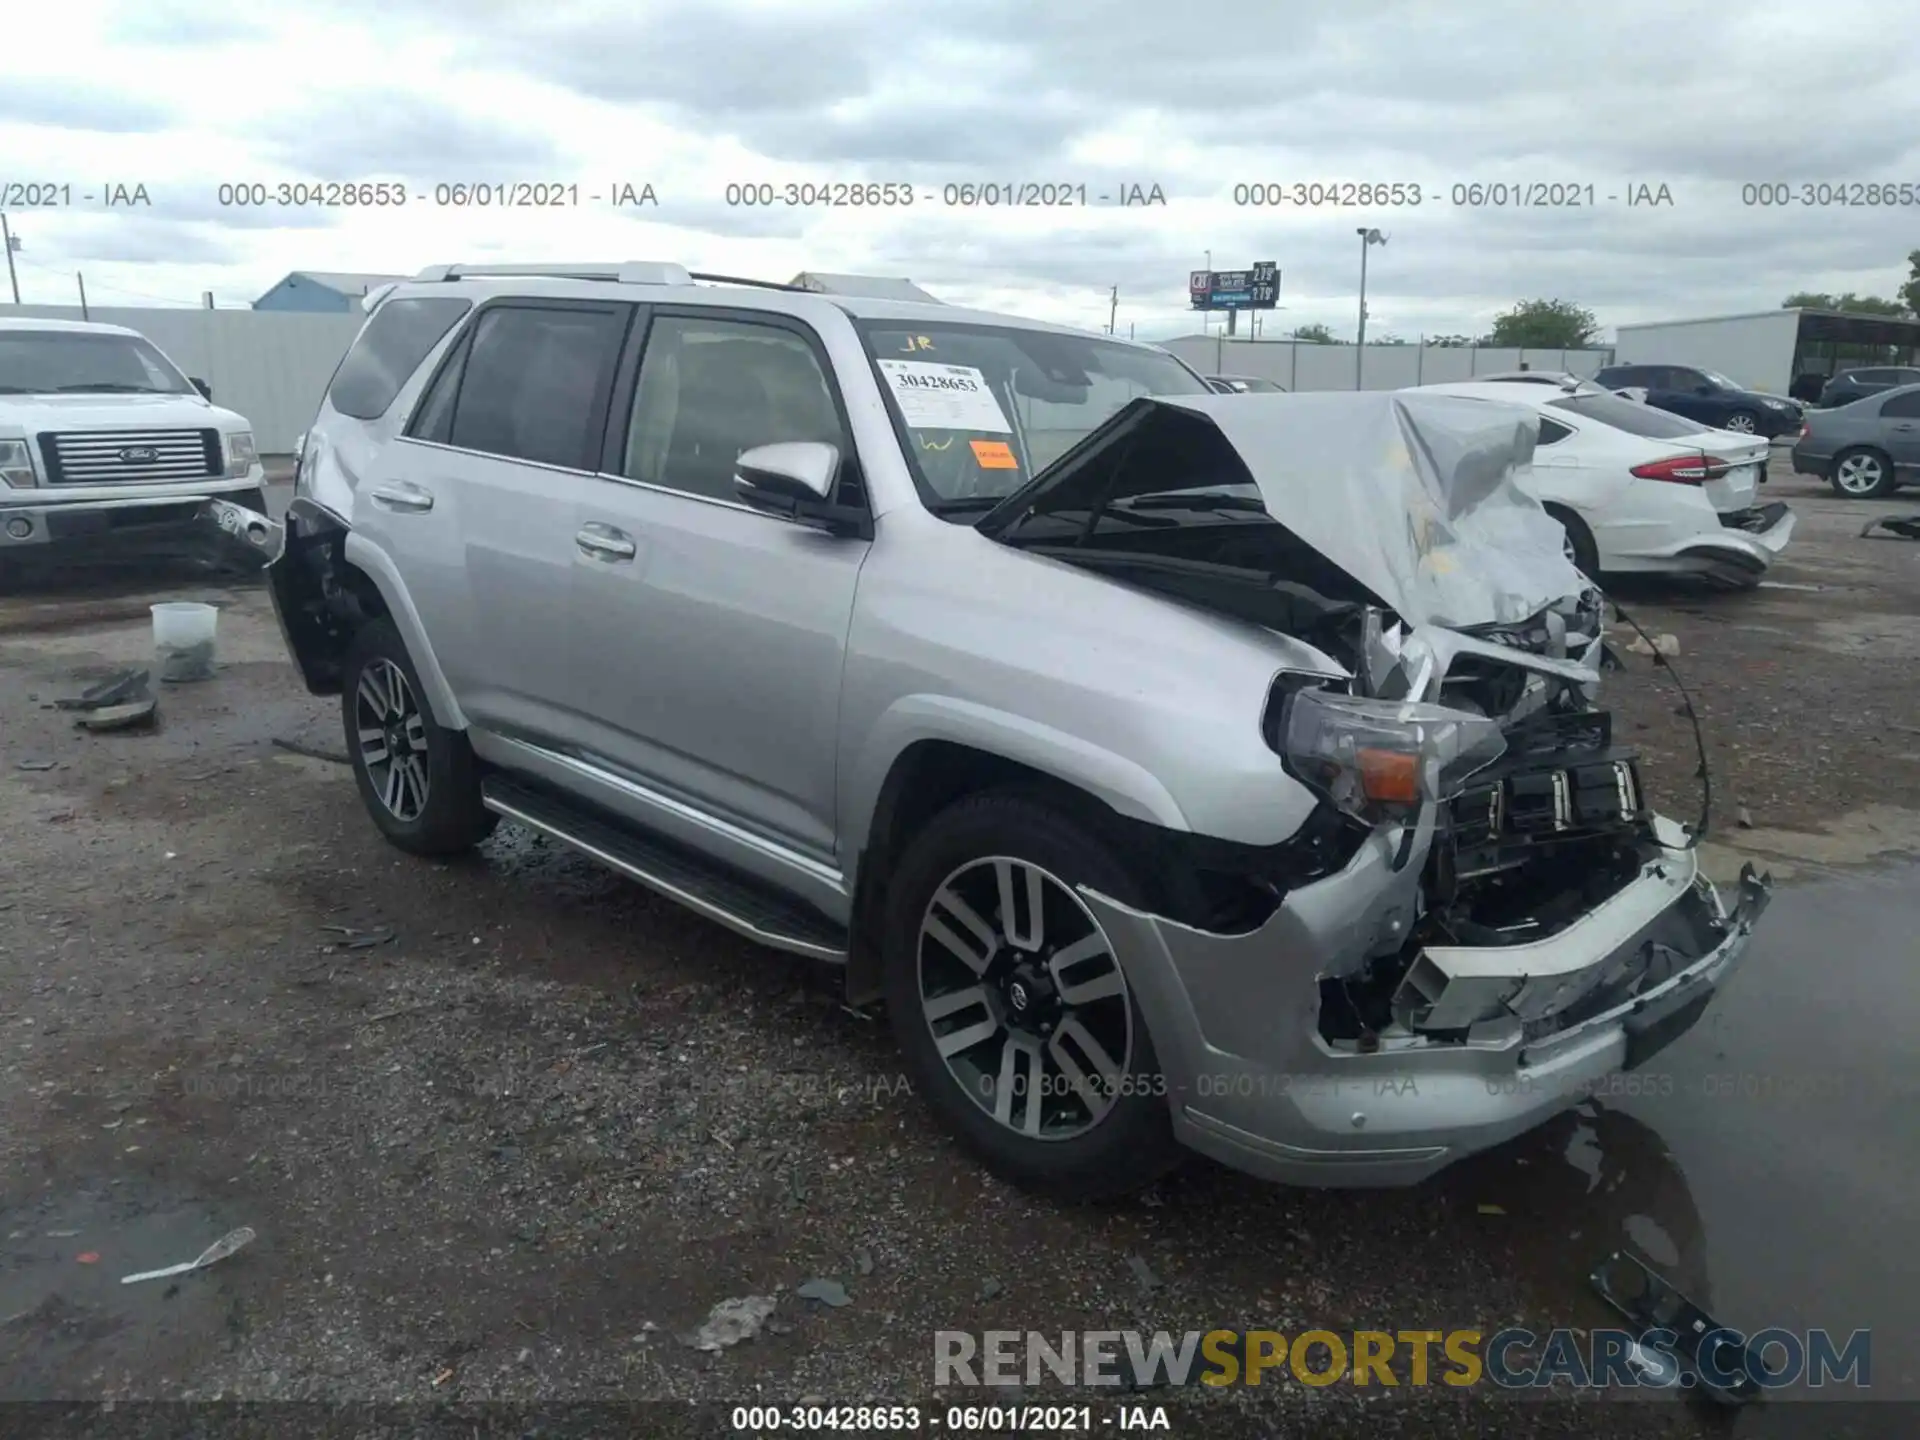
[1590,1250,1782,1404]
[1860,514,1920,540]
[56,669,151,712]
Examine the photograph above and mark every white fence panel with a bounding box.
[0,304,364,452]
[1153,337,1615,392]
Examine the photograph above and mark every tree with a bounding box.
[1290,323,1337,344]
[1426,334,1473,348]
[1902,251,1920,318]
[1483,299,1599,349]
[1782,290,1909,316]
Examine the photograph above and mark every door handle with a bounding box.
[575,524,636,561]
[368,482,434,513]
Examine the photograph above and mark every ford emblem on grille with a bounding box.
[118,446,159,464]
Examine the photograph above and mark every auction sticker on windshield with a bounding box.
[877,360,1011,433]
[970,439,1018,469]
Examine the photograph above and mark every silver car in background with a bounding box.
[253,261,1769,1199]
[1791,382,1920,498]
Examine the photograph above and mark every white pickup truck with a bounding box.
[0,318,265,572]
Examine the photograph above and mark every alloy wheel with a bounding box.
[916,856,1134,1141]
[355,658,431,821]
[1835,454,1885,496]
[1723,412,1758,433]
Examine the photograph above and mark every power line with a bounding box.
[8,253,237,307]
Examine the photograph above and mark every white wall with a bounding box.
[1151,336,1614,390]
[1610,312,1801,395]
[0,303,364,452]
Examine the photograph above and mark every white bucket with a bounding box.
[152,601,218,683]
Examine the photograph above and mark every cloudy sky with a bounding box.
[3,0,1917,340]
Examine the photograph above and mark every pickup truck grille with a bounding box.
[37,429,221,486]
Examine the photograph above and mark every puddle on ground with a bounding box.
[1444,863,1920,1407]
[0,1184,256,1397]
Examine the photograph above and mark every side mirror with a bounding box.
[190,377,212,400]
[732,442,871,539]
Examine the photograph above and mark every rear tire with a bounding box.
[881,792,1181,1201]
[1545,504,1601,579]
[340,619,496,856]
[1830,448,1896,499]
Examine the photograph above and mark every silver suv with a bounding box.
[250,260,1770,1200]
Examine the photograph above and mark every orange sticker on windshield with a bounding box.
[970,439,1018,469]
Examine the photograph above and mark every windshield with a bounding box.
[0,330,194,395]
[855,320,1210,507]
[1550,389,1709,439]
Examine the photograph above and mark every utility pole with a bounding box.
[1,213,19,304]
[76,273,88,320]
[1108,285,1118,335]
[1355,227,1387,389]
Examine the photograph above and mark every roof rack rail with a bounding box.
[411,262,694,286]
[687,271,806,292]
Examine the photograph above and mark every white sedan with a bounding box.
[1413,379,1795,585]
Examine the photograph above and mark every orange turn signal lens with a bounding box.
[1356,748,1420,805]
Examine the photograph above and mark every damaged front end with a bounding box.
[1280,599,1765,1057]
[1083,604,1773,1185]
[991,391,1775,1185]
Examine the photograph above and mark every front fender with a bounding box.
[840,692,1190,865]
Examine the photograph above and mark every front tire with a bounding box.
[341,619,496,856]
[1831,448,1896,499]
[1722,410,1759,434]
[881,792,1181,1201]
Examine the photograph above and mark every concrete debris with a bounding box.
[679,1295,777,1351]
[1625,633,1680,657]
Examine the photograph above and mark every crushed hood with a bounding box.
[985,390,1589,630]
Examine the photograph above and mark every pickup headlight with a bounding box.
[0,438,37,489]
[1282,687,1507,825]
[224,430,258,478]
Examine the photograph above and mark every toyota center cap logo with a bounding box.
[119,446,158,464]
[1008,982,1030,1010]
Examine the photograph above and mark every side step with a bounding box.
[480,777,849,962]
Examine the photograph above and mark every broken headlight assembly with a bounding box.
[1278,684,1508,826]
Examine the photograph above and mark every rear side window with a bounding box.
[1536,417,1574,445]
[1880,389,1920,418]
[447,304,629,470]
[1550,390,1705,439]
[327,297,471,420]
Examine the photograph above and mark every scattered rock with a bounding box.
[1737,805,1754,829]
[978,1278,1003,1300]
[78,697,157,732]
[1126,1253,1162,1292]
[14,759,57,772]
[1625,633,1680,657]
[796,1278,851,1308]
[854,1248,875,1276]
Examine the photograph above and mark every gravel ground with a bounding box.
[1,465,1915,1438]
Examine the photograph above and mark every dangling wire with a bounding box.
[1602,591,1712,849]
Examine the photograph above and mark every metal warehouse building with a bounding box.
[1612,308,1920,399]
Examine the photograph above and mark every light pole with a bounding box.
[1355,227,1386,389]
